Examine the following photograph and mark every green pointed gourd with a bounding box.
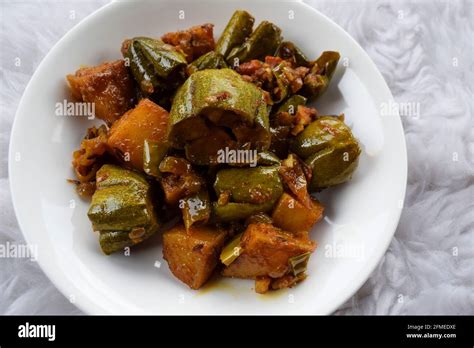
[88,164,160,254]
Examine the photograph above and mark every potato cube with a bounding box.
[272,193,324,234]
[163,224,227,289]
[107,98,169,171]
[67,60,135,125]
[222,223,316,279]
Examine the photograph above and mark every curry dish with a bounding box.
[67,10,361,293]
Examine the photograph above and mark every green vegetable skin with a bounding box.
[227,21,282,65]
[187,51,228,75]
[291,116,361,190]
[87,164,159,255]
[168,68,270,149]
[276,41,311,67]
[302,51,340,101]
[220,233,243,266]
[143,139,168,178]
[124,37,187,94]
[213,166,283,221]
[276,95,307,115]
[181,190,211,231]
[215,10,255,58]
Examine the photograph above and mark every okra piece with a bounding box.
[180,189,211,231]
[276,41,311,67]
[88,164,160,254]
[276,95,307,115]
[290,116,360,190]
[302,51,340,100]
[215,10,255,58]
[124,37,187,94]
[168,69,270,150]
[226,21,282,65]
[213,166,283,221]
[187,51,228,75]
[143,139,169,178]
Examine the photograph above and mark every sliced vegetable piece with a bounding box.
[255,276,272,294]
[290,116,358,159]
[227,21,282,65]
[168,69,270,150]
[214,166,283,205]
[107,98,169,172]
[212,202,274,222]
[163,223,227,289]
[180,189,211,231]
[66,60,135,125]
[220,233,243,266]
[257,151,281,166]
[305,141,360,190]
[276,41,311,67]
[143,139,169,178]
[288,252,311,276]
[187,51,228,75]
[124,37,187,95]
[271,193,323,234]
[87,164,159,255]
[276,95,307,115]
[302,51,340,101]
[159,156,204,205]
[222,223,316,278]
[215,10,255,58]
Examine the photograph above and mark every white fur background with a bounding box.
[0,0,472,315]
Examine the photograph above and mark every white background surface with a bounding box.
[0,0,473,314]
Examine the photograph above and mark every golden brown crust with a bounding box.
[163,224,227,289]
[66,60,135,125]
[222,223,316,279]
[107,98,169,171]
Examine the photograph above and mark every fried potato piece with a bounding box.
[163,224,227,289]
[222,223,316,279]
[272,193,324,234]
[107,98,169,171]
[67,60,135,125]
[255,276,272,294]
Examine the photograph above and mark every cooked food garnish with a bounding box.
[67,10,361,293]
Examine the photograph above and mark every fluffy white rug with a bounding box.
[0,0,472,315]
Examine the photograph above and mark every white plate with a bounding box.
[9,0,407,314]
